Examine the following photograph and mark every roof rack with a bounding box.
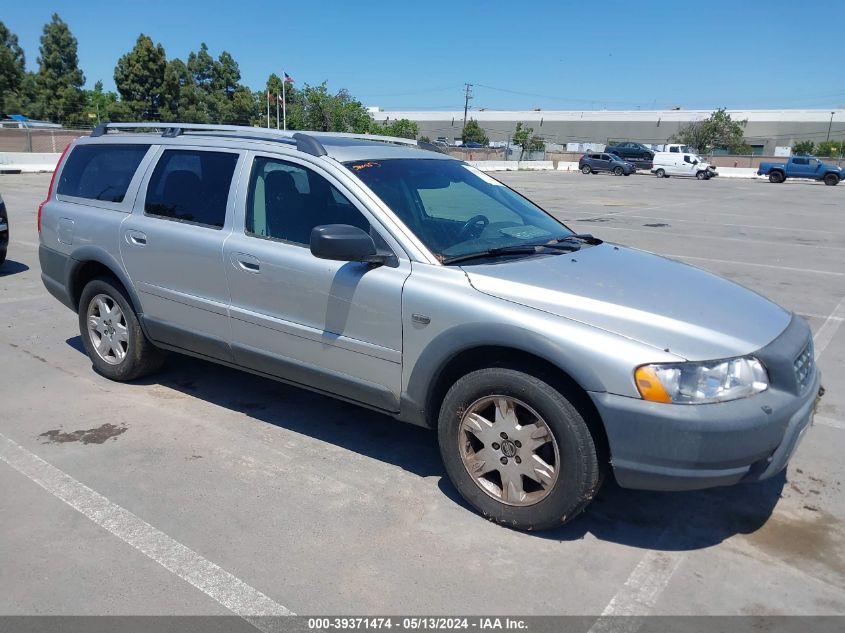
[89,122,444,156]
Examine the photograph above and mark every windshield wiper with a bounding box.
[441,242,580,265]
[546,233,603,245]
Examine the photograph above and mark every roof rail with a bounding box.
[88,122,442,156]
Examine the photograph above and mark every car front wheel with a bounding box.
[823,173,840,186]
[438,368,603,530]
[79,276,165,381]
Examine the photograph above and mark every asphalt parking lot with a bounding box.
[1,172,843,620]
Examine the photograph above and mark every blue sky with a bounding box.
[4,0,844,111]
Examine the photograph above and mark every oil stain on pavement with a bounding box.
[39,423,127,445]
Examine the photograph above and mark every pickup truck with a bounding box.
[757,156,844,186]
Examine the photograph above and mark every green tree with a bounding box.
[3,71,38,115]
[84,80,118,124]
[35,14,86,124]
[671,108,749,153]
[379,118,418,139]
[113,34,167,120]
[815,140,844,157]
[512,122,544,158]
[290,82,372,133]
[187,43,215,91]
[792,140,815,155]
[461,118,488,145]
[214,51,240,98]
[0,21,26,114]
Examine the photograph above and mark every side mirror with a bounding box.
[310,224,387,264]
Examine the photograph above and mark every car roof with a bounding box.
[81,122,456,164]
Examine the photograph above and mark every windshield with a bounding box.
[345,159,574,261]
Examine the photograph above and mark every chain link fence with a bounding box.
[0,127,92,153]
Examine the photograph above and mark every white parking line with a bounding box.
[815,416,845,431]
[0,294,48,305]
[587,546,686,633]
[11,238,39,248]
[812,296,845,358]
[600,214,838,235]
[672,255,845,277]
[0,432,294,628]
[580,225,845,252]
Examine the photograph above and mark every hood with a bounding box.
[464,243,791,361]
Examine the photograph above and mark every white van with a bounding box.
[651,151,716,179]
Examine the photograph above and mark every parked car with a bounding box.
[606,142,654,168]
[757,155,844,186]
[579,152,636,176]
[651,152,717,179]
[40,123,821,530]
[462,141,485,148]
[0,193,8,266]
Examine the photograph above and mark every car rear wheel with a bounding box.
[581,165,591,175]
[79,276,165,381]
[823,173,840,186]
[613,166,624,176]
[769,171,785,183]
[655,168,666,178]
[438,368,603,530]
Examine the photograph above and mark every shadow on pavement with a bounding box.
[64,341,786,550]
[0,259,30,276]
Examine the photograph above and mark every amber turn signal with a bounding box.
[634,366,673,403]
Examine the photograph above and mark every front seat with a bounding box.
[264,170,308,243]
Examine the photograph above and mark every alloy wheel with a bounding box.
[458,395,560,506]
[87,294,129,365]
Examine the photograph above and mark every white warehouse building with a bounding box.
[369,108,845,155]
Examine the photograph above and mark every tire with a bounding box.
[613,166,624,176]
[823,173,839,186]
[655,168,666,178]
[0,248,6,267]
[581,165,591,175]
[438,368,603,530]
[696,170,707,180]
[78,276,165,381]
[769,171,784,183]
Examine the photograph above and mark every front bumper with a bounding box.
[590,315,821,491]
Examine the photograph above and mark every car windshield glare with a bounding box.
[345,159,574,261]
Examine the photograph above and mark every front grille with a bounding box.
[793,339,815,391]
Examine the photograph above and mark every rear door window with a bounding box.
[57,144,150,203]
[144,149,239,229]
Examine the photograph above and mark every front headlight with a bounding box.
[635,356,768,404]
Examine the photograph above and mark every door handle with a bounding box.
[232,252,261,273]
[125,230,147,246]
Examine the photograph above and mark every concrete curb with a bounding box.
[0,152,61,173]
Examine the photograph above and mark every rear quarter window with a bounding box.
[57,144,150,203]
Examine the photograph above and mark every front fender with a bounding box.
[399,322,608,428]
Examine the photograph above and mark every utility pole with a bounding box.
[462,83,473,136]
[827,111,835,141]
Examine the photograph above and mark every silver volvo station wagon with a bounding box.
[39,123,823,530]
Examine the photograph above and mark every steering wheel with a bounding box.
[455,214,489,242]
